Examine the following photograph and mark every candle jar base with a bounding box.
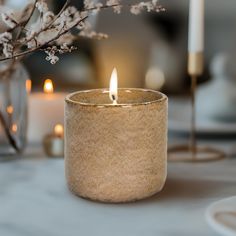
[65,89,168,203]
[68,182,166,203]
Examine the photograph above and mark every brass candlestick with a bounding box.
[168,52,225,162]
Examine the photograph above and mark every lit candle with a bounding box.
[65,68,168,203]
[188,0,204,75]
[28,79,66,143]
[109,68,118,104]
[43,124,64,157]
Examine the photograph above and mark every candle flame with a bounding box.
[43,79,54,94]
[109,68,118,104]
[12,123,17,133]
[7,105,14,114]
[25,79,32,93]
[54,124,64,138]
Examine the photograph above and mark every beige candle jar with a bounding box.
[65,89,168,203]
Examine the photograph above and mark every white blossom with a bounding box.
[56,33,74,45]
[106,0,122,13]
[62,6,78,18]
[1,11,17,28]
[106,0,120,6]
[26,28,60,49]
[130,5,142,15]
[27,39,36,49]
[96,3,103,9]
[44,44,76,64]
[55,6,80,30]
[27,19,41,36]
[152,0,159,5]
[77,19,108,40]
[59,43,76,53]
[36,28,59,46]
[130,1,164,15]
[45,46,59,64]
[76,20,91,31]
[113,5,122,14]
[36,0,48,13]
[78,11,88,19]
[42,11,54,27]
[90,2,103,14]
[46,54,59,64]
[0,32,12,44]
[3,43,13,57]
[79,30,108,40]
[84,0,95,9]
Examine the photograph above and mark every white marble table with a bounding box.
[0,147,236,236]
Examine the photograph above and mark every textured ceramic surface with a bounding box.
[65,89,168,203]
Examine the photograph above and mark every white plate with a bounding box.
[168,97,236,135]
[206,196,236,236]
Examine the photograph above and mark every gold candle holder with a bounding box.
[168,52,225,162]
[43,124,64,158]
[65,89,168,203]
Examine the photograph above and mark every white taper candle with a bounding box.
[188,0,204,53]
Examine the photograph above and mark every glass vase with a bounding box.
[0,61,29,159]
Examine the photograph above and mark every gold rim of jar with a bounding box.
[65,88,167,108]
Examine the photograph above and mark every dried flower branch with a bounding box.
[0,0,165,64]
[44,44,77,64]
[0,0,165,153]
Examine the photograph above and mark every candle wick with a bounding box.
[111,94,117,105]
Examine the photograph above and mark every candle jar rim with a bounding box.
[65,88,167,107]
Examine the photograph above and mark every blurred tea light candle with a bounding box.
[28,78,66,143]
[43,124,64,157]
[65,68,168,203]
[188,0,204,75]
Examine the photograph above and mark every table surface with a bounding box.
[0,142,236,236]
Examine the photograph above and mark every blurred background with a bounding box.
[13,0,236,95]
[3,0,236,143]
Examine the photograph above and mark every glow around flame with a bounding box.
[43,79,54,94]
[11,124,17,133]
[6,105,14,114]
[54,124,64,137]
[25,79,32,93]
[109,68,118,103]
